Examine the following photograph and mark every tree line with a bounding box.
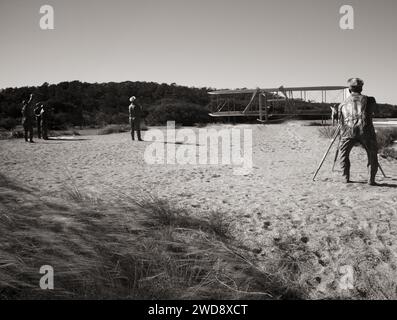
[0,81,212,130]
[1,81,396,130]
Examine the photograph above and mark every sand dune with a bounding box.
[1,122,396,297]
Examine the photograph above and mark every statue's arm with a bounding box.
[368,96,379,117]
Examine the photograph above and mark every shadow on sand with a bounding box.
[47,137,89,142]
[375,183,397,188]
[349,181,397,188]
[159,141,202,147]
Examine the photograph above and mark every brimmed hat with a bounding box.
[347,78,364,88]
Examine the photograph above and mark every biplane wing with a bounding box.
[208,86,348,95]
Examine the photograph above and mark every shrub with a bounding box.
[376,128,397,160]
[0,117,18,130]
[194,122,208,128]
[110,113,129,125]
[98,124,129,135]
[380,147,397,160]
[10,129,24,139]
[51,112,72,130]
[146,99,210,126]
[0,128,24,140]
[376,128,397,150]
[94,112,109,127]
[0,130,9,140]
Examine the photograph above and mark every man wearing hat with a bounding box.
[21,94,35,143]
[338,78,379,185]
[40,104,49,140]
[34,102,43,139]
[128,96,143,141]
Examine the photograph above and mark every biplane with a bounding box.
[208,86,348,123]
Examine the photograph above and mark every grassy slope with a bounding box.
[0,173,309,300]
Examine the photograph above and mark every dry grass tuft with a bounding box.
[376,128,397,160]
[0,173,309,300]
[318,126,338,139]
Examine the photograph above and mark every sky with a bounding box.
[0,0,396,104]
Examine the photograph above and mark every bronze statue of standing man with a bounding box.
[21,94,35,143]
[34,102,43,139]
[128,96,143,141]
[338,78,379,185]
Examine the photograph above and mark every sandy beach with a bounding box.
[1,122,397,297]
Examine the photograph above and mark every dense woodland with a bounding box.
[0,81,211,130]
[0,81,396,130]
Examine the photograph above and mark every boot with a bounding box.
[343,172,351,183]
[368,173,377,186]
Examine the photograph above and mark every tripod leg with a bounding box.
[378,160,387,178]
[312,125,341,181]
[332,136,341,172]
